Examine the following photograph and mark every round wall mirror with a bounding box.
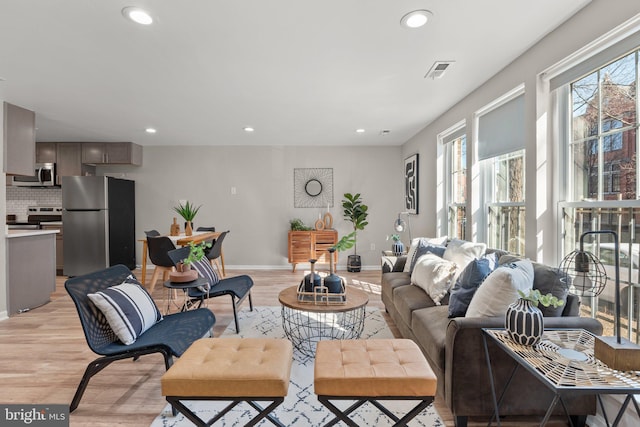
[305,179,323,197]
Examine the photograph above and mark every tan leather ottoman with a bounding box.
[162,337,293,427]
[314,339,437,427]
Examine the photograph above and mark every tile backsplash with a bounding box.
[6,187,62,220]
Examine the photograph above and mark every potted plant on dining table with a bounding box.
[173,201,201,236]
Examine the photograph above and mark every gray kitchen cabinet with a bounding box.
[3,102,36,175]
[36,142,57,163]
[6,231,56,316]
[41,223,63,274]
[82,142,142,165]
[56,142,83,184]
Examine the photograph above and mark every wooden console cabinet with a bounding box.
[288,230,338,272]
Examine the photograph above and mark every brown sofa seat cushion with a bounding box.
[381,272,412,304]
[411,306,450,374]
[161,337,293,397]
[393,284,438,327]
[314,339,437,397]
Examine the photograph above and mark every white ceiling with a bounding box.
[0,0,591,147]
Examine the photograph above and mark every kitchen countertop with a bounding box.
[6,229,59,239]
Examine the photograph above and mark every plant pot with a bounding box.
[505,298,544,346]
[392,241,404,256]
[347,255,361,273]
[185,221,193,236]
[170,263,198,283]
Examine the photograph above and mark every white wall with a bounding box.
[402,0,640,265]
[98,144,403,270]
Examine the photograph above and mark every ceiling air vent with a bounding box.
[425,61,454,79]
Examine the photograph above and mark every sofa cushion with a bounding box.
[381,272,412,305]
[411,253,457,305]
[466,259,534,317]
[499,255,570,317]
[408,241,447,273]
[448,253,499,318]
[411,305,450,374]
[403,236,449,273]
[443,239,487,282]
[393,284,437,328]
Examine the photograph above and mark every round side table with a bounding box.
[163,277,209,314]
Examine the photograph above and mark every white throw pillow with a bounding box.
[403,236,448,273]
[411,253,458,305]
[465,259,535,318]
[88,277,163,345]
[443,239,487,281]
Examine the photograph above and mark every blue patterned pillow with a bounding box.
[448,253,498,318]
[88,275,162,345]
[191,258,220,292]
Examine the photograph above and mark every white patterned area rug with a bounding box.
[151,306,444,426]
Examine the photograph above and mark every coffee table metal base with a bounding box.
[280,305,366,356]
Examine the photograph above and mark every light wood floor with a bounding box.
[0,268,572,426]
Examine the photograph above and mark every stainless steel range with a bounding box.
[7,206,63,230]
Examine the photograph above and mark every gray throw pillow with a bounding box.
[498,255,569,317]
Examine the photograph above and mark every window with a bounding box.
[486,149,525,254]
[570,51,638,202]
[446,135,467,239]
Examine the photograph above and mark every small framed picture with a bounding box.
[404,154,418,214]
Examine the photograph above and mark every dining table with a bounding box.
[139,231,224,285]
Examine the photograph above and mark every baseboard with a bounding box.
[0,311,8,322]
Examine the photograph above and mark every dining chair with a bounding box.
[145,229,161,237]
[147,236,177,292]
[206,230,228,277]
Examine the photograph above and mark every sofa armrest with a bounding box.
[381,255,407,273]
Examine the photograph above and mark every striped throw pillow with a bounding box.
[88,276,162,345]
[190,258,220,292]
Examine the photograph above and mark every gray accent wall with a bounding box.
[99,145,403,270]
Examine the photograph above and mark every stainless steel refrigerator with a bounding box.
[62,176,136,276]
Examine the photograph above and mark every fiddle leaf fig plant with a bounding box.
[342,193,368,255]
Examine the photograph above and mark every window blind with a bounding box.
[550,30,640,90]
[442,127,466,145]
[477,94,524,161]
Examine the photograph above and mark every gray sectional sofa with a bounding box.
[381,248,603,427]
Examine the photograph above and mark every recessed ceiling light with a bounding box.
[243,127,255,132]
[122,7,153,25]
[145,128,157,134]
[400,10,432,29]
[355,129,365,133]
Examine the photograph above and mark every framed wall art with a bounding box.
[294,168,333,208]
[404,154,418,214]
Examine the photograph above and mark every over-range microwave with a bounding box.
[11,163,58,187]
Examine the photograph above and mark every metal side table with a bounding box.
[482,329,640,427]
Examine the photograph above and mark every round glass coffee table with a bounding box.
[278,285,369,356]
